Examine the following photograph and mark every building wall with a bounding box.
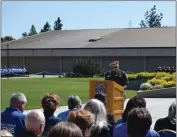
[1,56,176,74]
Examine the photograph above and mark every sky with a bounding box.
[2,1,176,39]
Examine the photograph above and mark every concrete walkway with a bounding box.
[24,98,175,129]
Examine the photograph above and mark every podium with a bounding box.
[89,80,124,122]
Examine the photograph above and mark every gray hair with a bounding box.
[168,101,176,124]
[25,110,45,131]
[68,95,82,109]
[83,99,107,128]
[10,93,27,104]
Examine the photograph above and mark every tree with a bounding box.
[41,22,51,33]
[28,25,38,36]
[1,36,15,43]
[140,5,164,28]
[54,17,63,30]
[22,32,28,37]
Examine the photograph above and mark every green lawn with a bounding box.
[2,78,137,110]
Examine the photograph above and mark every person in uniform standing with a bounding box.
[105,61,129,101]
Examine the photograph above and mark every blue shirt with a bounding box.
[1,107,26,137]
[57,110,73,121]
[113,122,160,137]
[43,113,61,135]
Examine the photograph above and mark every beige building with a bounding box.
[1,27,176,74]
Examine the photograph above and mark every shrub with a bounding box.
[148,79,166,86]
[136,72,156,80]
[128,74,137,80]
[161,76,172,81]
[153,85,164,89]
[161,81,176,88]
[155,72,171,79]
[140,83,152,90]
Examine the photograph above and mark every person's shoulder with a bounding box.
[114,122,125,129]
[155,117,167,124]
[148,129,160,137]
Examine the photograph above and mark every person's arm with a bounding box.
[154,120,161,132]
[105,72,111,80]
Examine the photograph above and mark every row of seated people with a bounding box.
[1,67,29,77]
[154,66,176,73]
[1,93,176,137]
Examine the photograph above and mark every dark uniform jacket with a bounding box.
[105,70,129,87]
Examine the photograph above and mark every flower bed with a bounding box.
[139,72,176,91]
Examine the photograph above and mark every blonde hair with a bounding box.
[0,130,13,136]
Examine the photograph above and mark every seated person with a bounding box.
[127,108,153,137]
[19,110,45,137]
[154,101,176,132]
[57,95,82,121]
[1,93,27,137]
[41,93,61,135]
[67,110,95,137]
[46,121,83,137]
[94,93,115,136]
[113,96,159,137]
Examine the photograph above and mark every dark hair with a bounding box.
[127,108,152,137]
[41,93,60,115]
[47,121,83,137]
[94,93,106,105]
[122,96,146,122]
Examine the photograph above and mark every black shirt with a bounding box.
[105,70,128,87]
[90,125,111,137]
[19,131,38,137]
[154,117,176,132]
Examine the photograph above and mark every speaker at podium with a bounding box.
[89,80,124,122]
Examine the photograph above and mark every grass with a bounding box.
[1,77,137,110]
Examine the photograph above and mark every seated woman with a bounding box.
[46,121,83,137]
[57,95,82,121]
[83,99,111,137]
[154,101,176,132]
[41,93,61,135]
[67,110,95,137]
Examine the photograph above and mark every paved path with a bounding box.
[24,98,175,129]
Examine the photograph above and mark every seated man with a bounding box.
[127,108,154,137]
[20,110,45,137]
[1,93,27,137]
[57,95,82,121]
[113,96,159,137]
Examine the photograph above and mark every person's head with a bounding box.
[94,93,107,105]
[110,61,119,72]
[0,130,13,136]
[68,95,82,110]
[127,108,152,137]
[83,99,107,128]
[10,93,27,113]
[168,101,176,125]
[25,110,45,135]
[122,96,146,122]
[41,93,60,115]
[68,110,95,136]
[47,121,83,137]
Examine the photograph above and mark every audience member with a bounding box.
[127,108,152,137]
[57,95,82,121]
[0,130,13,136]
[115,95,146,126]
[154,101,176,132]
[20,110,45,137]
[41,93,61,135]
[113,96,159,137]
[68,110,95,137]
[1,93,27,137]
[46,121,83,137]
[94,93,115,136]
[83,99,111,137]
